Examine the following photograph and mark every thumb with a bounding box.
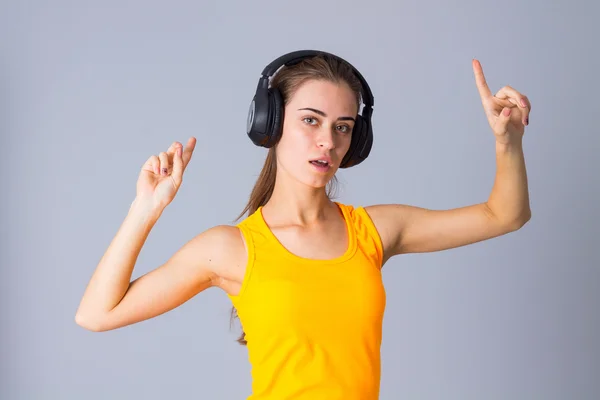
[171,144,184,186]
[494,107,512,136]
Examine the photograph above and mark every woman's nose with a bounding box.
[316,128,335,149]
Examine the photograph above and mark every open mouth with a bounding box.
[310,160,330,167]
[309,159,331,172]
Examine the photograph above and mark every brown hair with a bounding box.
[231,53,364,345]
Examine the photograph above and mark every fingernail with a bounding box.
[526,116,529,125]
[162,168,168,175]
[520,98,527,107]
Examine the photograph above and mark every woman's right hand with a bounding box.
[135,137,197,210]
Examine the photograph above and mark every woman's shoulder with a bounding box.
[201,224,246,245]
[187,224,248,278]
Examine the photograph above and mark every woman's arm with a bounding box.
[366,140,530,257]
[75,197,245,332]
[365,59,532,259]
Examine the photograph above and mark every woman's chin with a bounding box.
[301,174,335,190]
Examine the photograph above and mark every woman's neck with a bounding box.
[263,176,336,226]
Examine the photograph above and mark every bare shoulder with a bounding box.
[188,224,248,281]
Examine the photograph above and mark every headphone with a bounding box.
[246,50,374,168]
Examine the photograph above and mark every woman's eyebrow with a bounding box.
[297,107,356,122]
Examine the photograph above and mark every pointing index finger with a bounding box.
[473,59,492,100]
[182,136,197,166]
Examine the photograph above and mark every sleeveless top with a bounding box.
[227,202,387,400]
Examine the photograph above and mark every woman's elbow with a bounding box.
[75,312,107,332]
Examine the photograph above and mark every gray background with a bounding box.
[1,0,598,399]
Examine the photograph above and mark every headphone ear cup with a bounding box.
[247,88,269,147]
[340,115,368,168]
[246,83,284,148]
[265,88,284,147]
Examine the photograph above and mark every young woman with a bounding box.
[75,50,532,399]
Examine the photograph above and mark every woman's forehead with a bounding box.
[288,80,358,115]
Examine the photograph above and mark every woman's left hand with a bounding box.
[473,59,531,145]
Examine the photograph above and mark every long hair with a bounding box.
[231,53,363,345]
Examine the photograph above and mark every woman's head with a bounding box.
[237,54,364,220]
[232,53,364,345]
[275,78,358,190]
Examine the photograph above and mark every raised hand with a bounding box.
[136,137,197,209]
[472,59,531,145]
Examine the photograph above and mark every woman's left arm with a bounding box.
[366,59,532,259]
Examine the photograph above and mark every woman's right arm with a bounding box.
[75,198,241,332]
[75,137,245,332]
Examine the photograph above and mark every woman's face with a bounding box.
[275,79,358,189]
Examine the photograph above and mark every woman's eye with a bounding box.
[302,117,351,133]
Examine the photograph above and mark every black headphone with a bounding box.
[246,50,374,168]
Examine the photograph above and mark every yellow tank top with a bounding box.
[228,202,386,399]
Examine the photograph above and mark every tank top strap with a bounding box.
[228,207,296,303]
[335,202,384,270]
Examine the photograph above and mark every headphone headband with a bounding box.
[259,50,374,110]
